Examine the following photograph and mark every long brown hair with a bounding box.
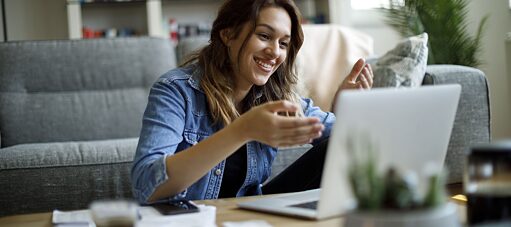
[185,0,304,126]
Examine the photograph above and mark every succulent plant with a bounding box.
[382,168,419,209]
[423,173,448,207]
[347,133,447,211]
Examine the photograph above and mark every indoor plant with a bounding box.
[383,0,488,67]
[344,135,460,227]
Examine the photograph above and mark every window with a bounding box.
[351,0,404,10]
[347,0,404,26]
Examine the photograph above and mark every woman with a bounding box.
[131,0,373,204]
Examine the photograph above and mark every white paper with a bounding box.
[53,204,216,227]
[52,209,95,227]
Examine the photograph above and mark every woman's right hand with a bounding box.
[232,100,324,147]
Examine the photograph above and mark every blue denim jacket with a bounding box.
[131,63,336,204]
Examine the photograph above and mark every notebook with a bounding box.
[238,84,461,220]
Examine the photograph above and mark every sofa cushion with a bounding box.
[372,33,429,87]
[0,138,138,216]
[1,88,149,148]
[0,37,176,147]
[0,138,137,170]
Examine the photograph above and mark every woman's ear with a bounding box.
[220,29,232,46]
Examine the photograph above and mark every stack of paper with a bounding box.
[52,209,94,227]
[52,204,216,227]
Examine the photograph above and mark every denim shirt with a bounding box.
[131,63,336,204]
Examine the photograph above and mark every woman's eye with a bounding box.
[279,42,289,49]
[258,33,270,40]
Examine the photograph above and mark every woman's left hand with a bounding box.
[338,58,373,91]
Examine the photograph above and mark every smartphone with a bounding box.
[148,199,200,215]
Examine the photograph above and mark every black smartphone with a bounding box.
[148,199,200,215]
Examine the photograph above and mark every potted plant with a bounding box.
[344,135,460,227]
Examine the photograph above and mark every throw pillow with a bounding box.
[371,33,429,87]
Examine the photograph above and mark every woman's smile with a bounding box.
[254,57,276,73]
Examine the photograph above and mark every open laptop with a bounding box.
[238,84,461,220]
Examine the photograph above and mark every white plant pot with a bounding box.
[344,202,460,227]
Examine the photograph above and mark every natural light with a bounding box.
[351,0,403,10]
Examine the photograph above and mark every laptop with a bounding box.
[238,84,461,220]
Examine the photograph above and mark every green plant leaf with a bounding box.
[382,0,488,67]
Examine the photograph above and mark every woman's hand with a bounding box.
[331,58,374,111]
[339,58,374,91]
[232,100,324,147]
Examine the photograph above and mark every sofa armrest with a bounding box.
[423,65,491,183]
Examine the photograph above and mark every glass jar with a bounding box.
[464,142,511,225]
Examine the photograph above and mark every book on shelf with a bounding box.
[165,18,212,45]
[82,27,138,38]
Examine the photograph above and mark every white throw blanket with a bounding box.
[296,24,374,111]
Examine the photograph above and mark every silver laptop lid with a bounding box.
[317,84,461,219]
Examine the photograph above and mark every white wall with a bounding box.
[466,0,511,140]
[356,25,400,55]
[5,0,67,41]
[346,0,511,140]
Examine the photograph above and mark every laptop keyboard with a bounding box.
[289,200,318,210]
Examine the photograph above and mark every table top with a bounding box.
[0,195,345,227]
[201,195,345,226]
[0,184,466,227]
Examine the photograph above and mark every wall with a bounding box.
[466,0,511,140]
[356,25,400,56]
[348,0,511,140]
[5,0,67,41]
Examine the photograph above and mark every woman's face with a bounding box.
[224,6,291,91]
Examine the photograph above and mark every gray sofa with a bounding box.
[0,38,175,216]
[0,37,490,216]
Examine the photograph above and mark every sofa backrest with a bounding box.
[0,37,176,148]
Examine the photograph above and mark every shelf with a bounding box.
[67,0,163,39]
[66,0,336,39]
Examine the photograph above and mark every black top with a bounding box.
[218,145,247,198]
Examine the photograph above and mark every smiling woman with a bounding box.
[220,6,292,102]
[130,0,373,204]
